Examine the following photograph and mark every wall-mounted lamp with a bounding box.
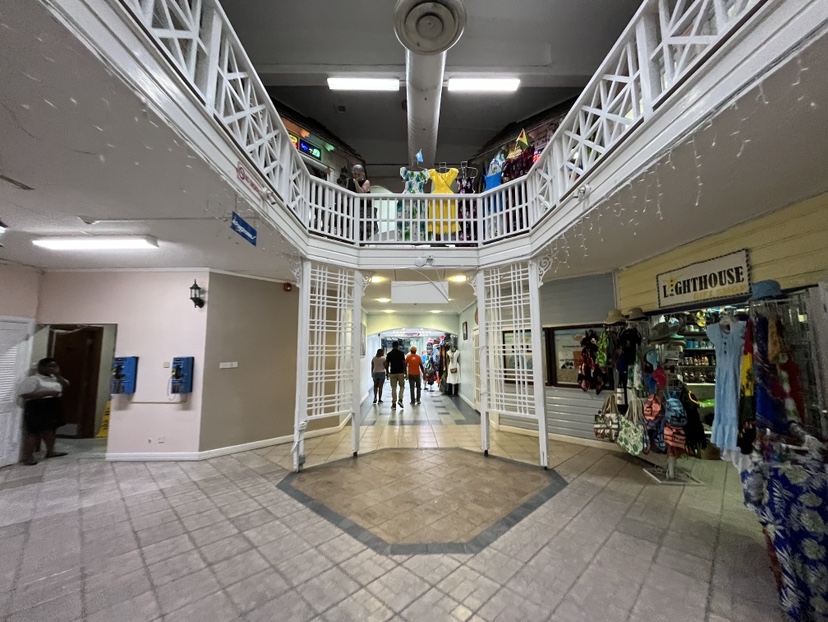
[189,280,205,308]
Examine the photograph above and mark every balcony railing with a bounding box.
[120,0,764,247]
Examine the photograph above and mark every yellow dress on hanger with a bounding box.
[428,168,459,234]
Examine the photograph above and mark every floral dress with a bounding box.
[398,167,429,241]
[457,175,477,241]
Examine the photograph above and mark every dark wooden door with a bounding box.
[50,327,103,438]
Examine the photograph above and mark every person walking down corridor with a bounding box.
[406,346,424,405]
[385,341,406,410]
[370,348,386,404]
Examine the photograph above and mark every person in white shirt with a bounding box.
[17,358,69,465]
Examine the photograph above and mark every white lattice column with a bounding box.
[292,258,311,472]
[351,271,365,457]
[528,260,549,468]
[473,271,490,454]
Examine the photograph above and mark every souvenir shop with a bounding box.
[603,236,828,621]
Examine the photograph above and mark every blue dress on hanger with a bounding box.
[706,321,746,452]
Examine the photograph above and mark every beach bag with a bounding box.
[664,423,687,450]
[617,397,647,456]
[664,396,687,427]
[643,394,663,430]
[594,394,620,442]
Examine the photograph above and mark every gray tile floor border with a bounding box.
[359,391,480,426]
[277,447,567,556]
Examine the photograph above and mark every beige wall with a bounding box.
[37,271,209,454]
[366,313,458,335]
[0,265,41,318]
[618,192,828,311]
[199,273,299,451]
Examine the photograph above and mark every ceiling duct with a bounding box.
[394,0,466,167]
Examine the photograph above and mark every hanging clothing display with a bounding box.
[457,173,478,242]
[501,148,533,183]
[428,168,459,235]
[445,350,460,385]
[706,320,746,452]
[577,330,606,394]
[398,167,428,241]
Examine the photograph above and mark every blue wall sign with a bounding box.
[230,212,257,246]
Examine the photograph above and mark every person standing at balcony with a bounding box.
[348,164,374,243]
[405,346,425,405]
[385,341,406,410]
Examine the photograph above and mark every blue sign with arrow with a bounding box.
[230,212,257,246]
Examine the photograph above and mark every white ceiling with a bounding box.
[222,0,642,184]
[1,0,826,320]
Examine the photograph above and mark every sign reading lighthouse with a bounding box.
[657,250,750,309]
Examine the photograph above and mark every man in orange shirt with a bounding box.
[405,346,425,405]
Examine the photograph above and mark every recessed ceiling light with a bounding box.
[447,78,520,92]
[448,275,467,283]
[431,310,442,314]
[32,235,159,250]
[376,298,391,303]
[384,310,395,314]
[327,78,399,91]
[370,276,386,283]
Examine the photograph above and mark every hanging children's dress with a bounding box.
[457,174,477,242]
[428,168,459,235]
[398,167,428,241]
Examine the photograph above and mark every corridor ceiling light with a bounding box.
[327,78,400,91]
[448,274,467,283]
[431,310,442,314]
[376,298,391,303]
[370,275,386,283]
[32,235,159,250]
[447,78,520,92]
[384,310,395,314]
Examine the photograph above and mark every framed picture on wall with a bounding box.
[462,321,468,341]
[502,330,533,383]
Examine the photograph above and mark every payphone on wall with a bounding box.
[111,356,138,394]
[170,356,194,394]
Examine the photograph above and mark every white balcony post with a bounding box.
[636,2,661,118]
[351,271,364,456]
[197,5,223,114]
[292,259,311,472]
[475,271,490,454]
[528,260,548,468]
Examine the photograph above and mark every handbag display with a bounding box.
[617,397,647,456]
[594,394,620,442]
[449,368,458,373]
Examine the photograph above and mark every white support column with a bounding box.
[292,259,311,472]
[351,271,364,457]
[528,261,548,468]
[635,3,661,118]
[474,271,490,455]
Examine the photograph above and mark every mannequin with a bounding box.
[445,344,460,395]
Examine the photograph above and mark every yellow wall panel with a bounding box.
[618,191,828,311]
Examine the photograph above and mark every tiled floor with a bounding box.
[0,413,784,621]
[281,448,567,553]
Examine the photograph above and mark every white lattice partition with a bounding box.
[292,260,358,471]
[483,262,548,467]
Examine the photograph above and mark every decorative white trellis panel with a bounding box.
[293,261,359,471]
[483,262,548,467]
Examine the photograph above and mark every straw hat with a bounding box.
[626,307,647,321]
[604,309,626,325]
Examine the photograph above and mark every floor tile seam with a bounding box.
[488,457,635,608]
[149,465,248,620]
[701,462,736,621]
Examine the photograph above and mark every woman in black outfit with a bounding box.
[17,358,69,465]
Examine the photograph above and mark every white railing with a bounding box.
[117,0,764,246]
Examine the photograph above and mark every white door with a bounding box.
[0,320,32,467]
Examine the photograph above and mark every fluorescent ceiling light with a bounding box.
[448,275,467,283]
[370,276,386,283]
[431,310,442,314]
[327,78,399,91]
[384,310,395,314]
[447,78,520,92]
[33,235,159,250]
[376,298,391,303]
